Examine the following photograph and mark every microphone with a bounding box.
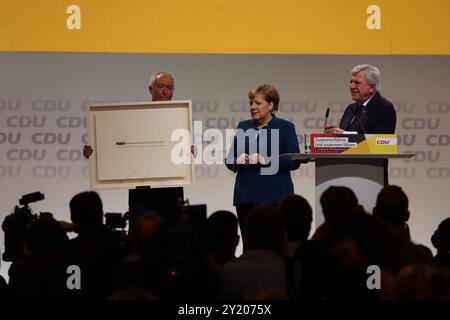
[323,107,330,132]
[304,133,309,153]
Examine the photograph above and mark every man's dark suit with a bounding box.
[339,92,396,134]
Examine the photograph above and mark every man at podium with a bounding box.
[324,64,396,185]
[325,64,396,135]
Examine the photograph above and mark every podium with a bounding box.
[280,153,414,228]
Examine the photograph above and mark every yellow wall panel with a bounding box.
[0,0,448,54]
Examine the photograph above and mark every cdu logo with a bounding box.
[375,137,397,145]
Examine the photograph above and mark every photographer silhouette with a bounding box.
[2,192,46,262]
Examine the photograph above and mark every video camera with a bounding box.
[104,212,130,230]
[18,191,45,207]
[2,191,46,262]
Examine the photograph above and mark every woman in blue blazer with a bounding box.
[226,84,301,245]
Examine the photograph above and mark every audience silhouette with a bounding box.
[0,185,446,300]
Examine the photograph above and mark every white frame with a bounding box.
[88,100,193,189]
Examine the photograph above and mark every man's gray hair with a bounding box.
[351,64,381,91]
[149,72,174,86]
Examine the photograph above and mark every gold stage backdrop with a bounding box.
[1,0,450,54]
